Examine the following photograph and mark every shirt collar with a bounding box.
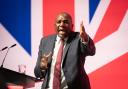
[56,35,68,43]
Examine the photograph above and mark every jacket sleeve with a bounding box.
[80,36,96,56]
[34,38,47,79]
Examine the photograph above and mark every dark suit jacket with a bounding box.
[34,32,95,89]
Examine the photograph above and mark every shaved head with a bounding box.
[56,12,72,23]
[55,12,73,38]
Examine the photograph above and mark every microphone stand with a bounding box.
[1,47,10,68]
[1,44,16,68]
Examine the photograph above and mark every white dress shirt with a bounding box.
[48,35,68,89]
[47,35,89,89]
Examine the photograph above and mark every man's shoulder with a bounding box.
[70,31,80,38]
[41,34,56,41]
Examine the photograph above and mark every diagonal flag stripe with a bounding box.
[89,0,100,22]
[94,0,128,43]
[0,0,31,55]
[89,53,128,89]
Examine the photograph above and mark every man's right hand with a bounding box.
[40,52,51,70]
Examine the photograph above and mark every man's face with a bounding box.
[55,14,73,39]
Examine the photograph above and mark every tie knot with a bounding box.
[60,38,64,43]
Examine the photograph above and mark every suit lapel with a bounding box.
[47,35,57,64]
[62,33,75,65]
[48,35,56,52]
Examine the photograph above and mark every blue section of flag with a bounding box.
[0,0,31,55]
[89,0,100,22]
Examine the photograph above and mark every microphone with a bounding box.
[1,44,17,68]
[10,44,16,48]
[0,46,8,51]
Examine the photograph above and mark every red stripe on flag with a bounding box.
[89,53,128,89]
[43,0,74,37]
[94,0,128,43]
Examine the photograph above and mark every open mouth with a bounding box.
[58,28,66,32]
[57,27,68,35]
[58,29,67,36]
[59,30,66,34]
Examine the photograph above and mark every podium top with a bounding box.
[0,67,42,88]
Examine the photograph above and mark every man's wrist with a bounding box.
[81,35,89,45]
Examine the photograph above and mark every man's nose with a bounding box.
[60,22,65,26]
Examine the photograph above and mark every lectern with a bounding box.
[0,67,41,88]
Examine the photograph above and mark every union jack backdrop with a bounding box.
[0,0,128,89]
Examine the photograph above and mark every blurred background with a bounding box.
[0,0,128,89]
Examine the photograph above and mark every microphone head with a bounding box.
[10,44,16,48]
[1,46,8,51]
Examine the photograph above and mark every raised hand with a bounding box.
[40,52,52,70]
[79,21,88,42]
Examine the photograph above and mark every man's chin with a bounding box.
[57,30,70,38]
[58,33,67,39]
[58,34,65,39]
